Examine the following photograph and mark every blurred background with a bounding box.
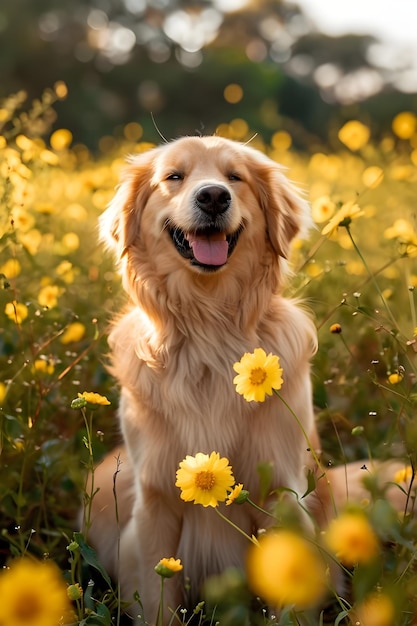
[2,0,417,150]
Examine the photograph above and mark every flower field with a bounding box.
[1,86,417,624]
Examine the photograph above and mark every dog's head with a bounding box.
[100,136,310,287]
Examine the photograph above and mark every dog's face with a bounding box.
[101,136,310,281]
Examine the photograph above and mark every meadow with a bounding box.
[1,85,417,625]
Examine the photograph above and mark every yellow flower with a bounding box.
[388,372,403,385]
[330,323,342,334]
[226,483,247,505]
[19,229,42,255]
[394,465,413,484]
[362,166,384,189]
[324,511,379,566]
[56,260,76,284]
[50,128,73,151]
[66,203,88,222]
[54,81,68,99]
[392,111,416,140]
[0,558,71,626]
[353,592,395,626]
[39,150,59,166]
[32,359,55,375]
[61,232,80,252]
[233,348,283,402]
[67,583,83,601]
[321,202,363,238]
[11,206,35,231]
[154,557,183,578]
[311,196,336,223]
[246,531,328,609]
[60,322,86,344]
[38,284,60,309]
[0,258,21,279]
[5,301,28,324]
[384,218,417,244]
[0,382,7,404]
[175,452,235,507]
[77,391,111,406]
[34,202,55,214]
[338,120,370,151]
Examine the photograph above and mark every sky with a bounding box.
[288,0,417,96]
[295,0,417,49]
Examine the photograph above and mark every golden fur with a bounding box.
[86,136,405,624]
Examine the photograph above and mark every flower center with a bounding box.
[249,367,267,385]
[14,593,43,620]
[195,470,216,491]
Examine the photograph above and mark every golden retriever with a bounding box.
[86,136,409,624]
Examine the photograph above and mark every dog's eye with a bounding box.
[228,173,242,182]
[166,172,183,181]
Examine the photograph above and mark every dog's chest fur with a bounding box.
[108,297,315,498]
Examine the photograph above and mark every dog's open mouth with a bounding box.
[168,225,243,270]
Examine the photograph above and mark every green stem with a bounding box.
[113,455,122,626]
[345,225,399,330]
[82,408,95,535]
[214,507,258,545]
[157,577,165,626]
[246,498,275,518]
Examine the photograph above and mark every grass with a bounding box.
[1,88,417,624]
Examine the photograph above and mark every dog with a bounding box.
[86,136,368,623]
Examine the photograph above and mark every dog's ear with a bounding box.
[99,149,156,259]
[252,155,312,259]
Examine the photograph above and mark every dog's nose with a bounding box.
[195,185,231,216]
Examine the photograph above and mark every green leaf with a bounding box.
[73,531,113,588]
[302,468,317,499]
[335,610,350,626]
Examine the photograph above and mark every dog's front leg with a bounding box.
[122,487,183,626]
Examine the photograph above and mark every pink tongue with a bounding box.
[188,235,229,266]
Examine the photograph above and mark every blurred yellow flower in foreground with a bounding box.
[321,202,362,238]
[311,196,336,223]
[5,301,28,324]
[247,531,327,609]
[176,452,234,507]
[338,120,370,151]
[0,558,71,626]
[60,321,86,344]
[325,511,379,566]
[233,348,283,402]
[353,592,395,626]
